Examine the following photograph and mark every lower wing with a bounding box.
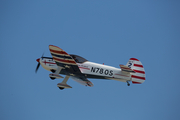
[71,76,93,87]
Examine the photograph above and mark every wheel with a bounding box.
[59,87,64,90]
[51,69,56,73]
[50,77,55,80]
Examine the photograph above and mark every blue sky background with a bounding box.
[0,0,180,120]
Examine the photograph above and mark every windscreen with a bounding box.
[70,54,88,63]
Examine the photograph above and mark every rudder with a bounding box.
[126,58,146,84]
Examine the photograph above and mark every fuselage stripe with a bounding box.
[42,60,56,65]
[79,67,90,70]
[55,61,77,66]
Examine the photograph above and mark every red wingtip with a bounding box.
[36,58,40,62]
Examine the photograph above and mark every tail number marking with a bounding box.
[91,67,113,76]
[128,62,132,68]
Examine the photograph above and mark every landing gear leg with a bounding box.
[49,67,64,80]
[57,75,72,90]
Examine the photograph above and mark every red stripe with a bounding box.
[50,49,68,55]
[42,60,56,65]
[53,58,76,64]
[131,75,145,80]
[133,70,145,74]
[130,58,139,61]
[132,81,142,84]
[134,64,143,68]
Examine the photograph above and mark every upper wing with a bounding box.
[49,45,82,74]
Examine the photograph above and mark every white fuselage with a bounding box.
[40,58,131,83]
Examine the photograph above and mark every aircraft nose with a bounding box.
[36,58,40,62]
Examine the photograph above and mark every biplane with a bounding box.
[36,45,146,90]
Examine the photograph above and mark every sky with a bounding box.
[0,0,180,120]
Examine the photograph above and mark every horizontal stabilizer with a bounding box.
[120,65,135,73]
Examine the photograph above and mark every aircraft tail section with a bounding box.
[126,58,146,84]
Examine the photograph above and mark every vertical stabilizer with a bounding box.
[126,58,146,84]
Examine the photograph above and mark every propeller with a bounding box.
[35,58,40,73]
[35,53,44,73]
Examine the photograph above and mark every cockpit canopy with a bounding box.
[70,54,88,63]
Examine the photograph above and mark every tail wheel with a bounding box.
[127,81,130,86]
